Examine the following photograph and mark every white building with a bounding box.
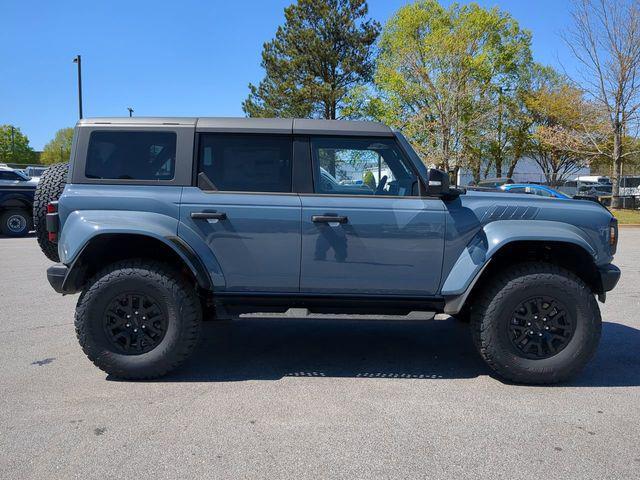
[456,157,590,186]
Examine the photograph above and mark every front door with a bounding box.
[180,133,301,293]
[300,136,445,296]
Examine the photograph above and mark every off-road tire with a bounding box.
[471,262,601,384]
[33,162,68,261]
[75,259,202,380]
[1,209,33,237]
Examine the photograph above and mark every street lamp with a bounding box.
[127,107,134,117]
[73,55,83,119]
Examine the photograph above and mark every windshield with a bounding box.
[394,132,429,179]
[14,170,31,181]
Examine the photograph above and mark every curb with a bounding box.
[618,224,640,228]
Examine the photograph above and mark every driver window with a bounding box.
[311,137,417,196]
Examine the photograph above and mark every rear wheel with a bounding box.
[75,259,202,379]
[1,209,32,237]
[33,162,68,261]
[471,262,601,384]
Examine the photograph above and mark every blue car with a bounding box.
[500,183,571,199]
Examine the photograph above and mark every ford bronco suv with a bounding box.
[34,117,620,384]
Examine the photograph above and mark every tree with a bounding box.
[565,0,640,207]
[0,125,36,164]
[370,0,532,173]
[41,128,74,165]
[363,170,376,189]
[242,0,380,119]
[525,70,590,185]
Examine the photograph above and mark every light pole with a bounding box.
[73,55,83,119]
[127,107,134,117]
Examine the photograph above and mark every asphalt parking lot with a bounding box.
[1,232,639,480]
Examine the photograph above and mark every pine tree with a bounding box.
[243,0,380,119]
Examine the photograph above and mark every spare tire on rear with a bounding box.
[33,162,68,262]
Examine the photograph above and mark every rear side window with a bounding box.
[85,131,176,180]
[198,134,292,193]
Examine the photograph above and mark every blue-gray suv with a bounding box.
[34,117,621,383]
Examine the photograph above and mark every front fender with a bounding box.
[441,220,596,309]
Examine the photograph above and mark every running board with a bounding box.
[240,308,437,321]
[214,293,445,317]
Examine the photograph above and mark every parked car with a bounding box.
[577,175,611,185]
[0,166,37,236]
[500,183,571,199]
[24,166,48,179]
[34,117,620,384]
[476,177,514,188]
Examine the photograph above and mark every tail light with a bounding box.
[609,218,618,255]
[46,201,59,243]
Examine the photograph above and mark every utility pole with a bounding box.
[73,55,83,119]
[127,107,134,117]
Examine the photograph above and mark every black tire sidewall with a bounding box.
[477,267,601,383]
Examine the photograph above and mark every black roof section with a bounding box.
[78,117,393,136]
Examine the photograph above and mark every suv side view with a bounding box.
[35,117,621,384]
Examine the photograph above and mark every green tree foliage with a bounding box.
[362,170,376,189]
[0,125,36,164]
[243,0,380,119]
[523,66,590,185]
[41,128,74,165]
[348,0,532,175]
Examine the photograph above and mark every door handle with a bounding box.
[312,215,348,224]
[191,211,227,220]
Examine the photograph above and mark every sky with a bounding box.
[0,0,576,151]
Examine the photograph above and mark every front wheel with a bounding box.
[75,260,202,379]
[471,262,601,384]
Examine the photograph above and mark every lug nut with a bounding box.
[135,311,139,315]
[530,330,535,335]
[527,322,532,326]
[538,333,543,337]
[133,328,138,333]
[142,316,146,320]
[126,315,131,319]
[544,326,549,330]
[125,323,131,327]
[141,325,146,329]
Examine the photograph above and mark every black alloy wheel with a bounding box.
[103,293,168,355]
[508,296,576,360]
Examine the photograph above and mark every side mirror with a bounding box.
[426,169,450,196]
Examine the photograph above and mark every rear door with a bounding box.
[300,136,445,296]
[179,133,301,293]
